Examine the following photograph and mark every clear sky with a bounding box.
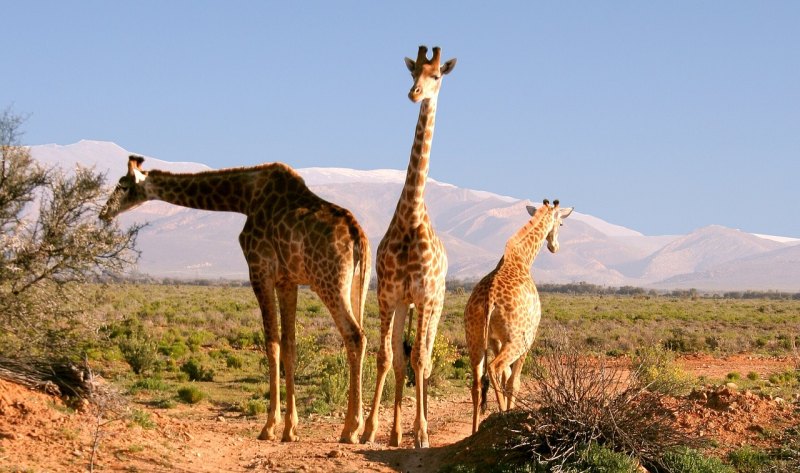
[3,1,798,237]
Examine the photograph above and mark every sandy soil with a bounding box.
[1,354,798,472]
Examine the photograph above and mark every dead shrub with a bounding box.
[500,332,695,471]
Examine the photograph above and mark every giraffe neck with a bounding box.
[504,210,554,269]
[143,170,252,214]
[396,97,438,224]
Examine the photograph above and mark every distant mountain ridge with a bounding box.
[29,141,800,291]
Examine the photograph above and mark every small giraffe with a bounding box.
[361,45,455,449]
[100,156,371,443]
[464,199,573,434]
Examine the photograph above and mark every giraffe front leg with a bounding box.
[277,283,299,442]
[362,301,396,444]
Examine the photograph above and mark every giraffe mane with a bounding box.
[146,162,304,181]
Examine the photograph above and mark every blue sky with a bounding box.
[3,1,798,237]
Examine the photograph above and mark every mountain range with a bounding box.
[29,140,800,291]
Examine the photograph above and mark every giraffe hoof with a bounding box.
[360,431,376,444]
[258,429,276,441]
[389,432,402,447]
[339,432,359,444]
[415,440,430,449]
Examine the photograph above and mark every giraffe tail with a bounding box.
[351,226,371,328]
[480,298,494,414]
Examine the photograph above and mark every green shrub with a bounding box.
[728,446,770,473]
[129,377,170,393]
[294,333,321,379]
[575,443,639,472]
[130,409,156,429]
[662,447,734,473]
[239,399,267,416]
[180,358,215,382]
[226,354,244,369]
[402,327,460,388]
[118,332,159,375]
[319,352,349,410]
[747,371,759,381]
[187,330,215,352]
[726,372,741,381]
[632,345,694,396]
[177,386,205,404]
[152,398,177,409]
[158,340,188,359]
[768,369,799,387]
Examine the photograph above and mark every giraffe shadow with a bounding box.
[357,445,451,473]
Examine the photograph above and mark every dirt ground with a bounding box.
[1,354,798,473]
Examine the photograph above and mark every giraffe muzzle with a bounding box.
[408,87,423,102]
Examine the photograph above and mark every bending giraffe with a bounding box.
[361,45,455,449]
[100,156,370,444]
[464,199,573,434]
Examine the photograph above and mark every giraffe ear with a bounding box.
[440,58,457,75]
[404,57,416,73]
[559,207,574,219]
[526,205,536,216]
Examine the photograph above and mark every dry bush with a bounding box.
[502,332,695,471]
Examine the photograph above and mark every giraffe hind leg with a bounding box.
[249,272,281,441]
[389,304,409,447]
[316,286,366,444]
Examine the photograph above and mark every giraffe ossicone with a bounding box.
[101,155,371,444]
[464,199,573,434]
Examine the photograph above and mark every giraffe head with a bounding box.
[99,155,149,221]
[526,199,574,253]
[405,45,456,103]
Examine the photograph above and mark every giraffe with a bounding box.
[464,199,573,434]
[361,45,455,449]
[100,155,371,443]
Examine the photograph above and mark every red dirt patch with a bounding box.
[1,354,798,472]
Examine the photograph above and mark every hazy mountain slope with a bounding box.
[25,140,799,289]
[635,225,784,283]
[653,243,800,291]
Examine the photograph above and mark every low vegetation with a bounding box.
[4,279,800,471]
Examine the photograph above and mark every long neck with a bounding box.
[143,170,250,213]
[504,211,553,269]
[396,97,438,223]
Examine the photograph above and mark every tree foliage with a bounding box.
[0,108,141,359]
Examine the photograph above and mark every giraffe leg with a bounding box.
[488,339,508,411]
[276,283,299,442]
[319,288,366,444]
[361,297,396,444]
[250,273,281,441]
[411,300,441,449]
[389,304,409,447]
[488,341,518,413]
[470,357,484,434]
[505,353,527,411]
[420,297,443,429]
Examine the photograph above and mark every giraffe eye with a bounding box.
[433,75,441,80]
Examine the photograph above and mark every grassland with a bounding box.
[89,283,800,416]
